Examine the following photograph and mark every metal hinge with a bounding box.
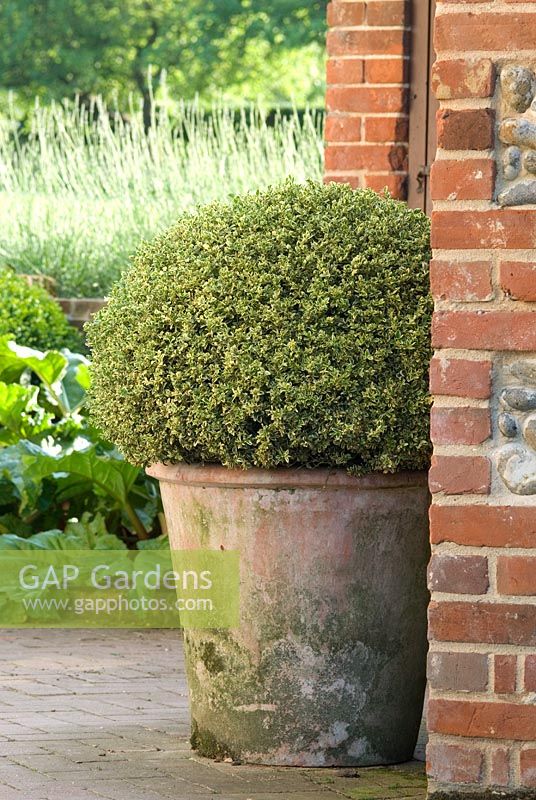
[416,165,430,194]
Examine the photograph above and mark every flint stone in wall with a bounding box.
[499,117,536,149]
[497,363,536,495]
[497,444,536,495]
[503,146,522,180]
[498,180,536,206]
[524,150,536,174]
[501,387,536,411]
[501,65,536,113]
[498,412,518,438]
[512,360,536,385]
[523,414,536,451]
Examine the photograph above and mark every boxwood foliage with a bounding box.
[0,267,82,351]
[87,180,432,474]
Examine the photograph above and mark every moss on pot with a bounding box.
[87,180,431,473]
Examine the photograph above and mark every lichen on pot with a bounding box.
[148,463,430,766]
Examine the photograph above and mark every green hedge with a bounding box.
[0,268,82,351]
[88,180,432,474]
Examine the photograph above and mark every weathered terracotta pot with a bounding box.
[148,463,430,767]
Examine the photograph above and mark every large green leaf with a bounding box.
[0,336,67,387]
[0,338,90,418]
[26,447,140,506]
[22,446,148,538]
[55,351,91,415]
[0,382,54,446]
[0,513,126,550]
[0,441,44,512]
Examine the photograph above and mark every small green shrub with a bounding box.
[88,180,432,474]
[0,268,82,351]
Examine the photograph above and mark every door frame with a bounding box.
[407,0,437,213]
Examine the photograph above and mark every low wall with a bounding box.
[58,298,107,330]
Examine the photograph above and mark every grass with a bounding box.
[0,95,324,297]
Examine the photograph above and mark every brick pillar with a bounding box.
[428,4,536,798]
[325,0,409,198]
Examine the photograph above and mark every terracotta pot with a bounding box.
[148,463,430,767]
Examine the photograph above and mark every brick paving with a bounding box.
[0,630,426,799]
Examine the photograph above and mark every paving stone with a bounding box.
[0,741,49,756]
[0,629,426,800]
[85,778,166,800]
[0,763,59,789]
[0,786,25,799]
[36,781,105,800]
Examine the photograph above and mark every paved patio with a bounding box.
[0,630,426,800]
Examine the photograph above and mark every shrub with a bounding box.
[87,180,432,474]
[0,268,82,350]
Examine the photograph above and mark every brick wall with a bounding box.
[428,2,536,797]
[58,298,107,330]
[325,0,410,198]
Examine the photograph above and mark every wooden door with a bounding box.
[407,0,437,213]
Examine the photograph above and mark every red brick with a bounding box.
[427,650,488,692]
[494,654,517,694]
[327,86,406,113]
[430,159,495,201]
[365,57,408,83]
[325,115,362,142]
[324,174,362,189]
[429,456,490,495]
[431,406,491,445]
[325,143,404,171]
[437,108,494,151]
[364,173,406,198]
[364,116,408,142]
[428,698,536,740]
[432,210,536,250]
[428,554,489,594]
[327,58,364,85]
[500,261,536,302]
[366,0,407,26]
[430,505,536,548]
[428,600,536,646]
[432,58,495,100]
[490,748,510,787]
[430,260,493,302]
[525,655,536,691]
[427,742,483,784]
[520,749,536,789]
[429,358,492,399]
[435,13,536,53]
[497,557,536,596]
[327,2,366,27]
[432,311,536,352]
[327,28,407,56]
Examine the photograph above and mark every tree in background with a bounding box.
[0,0,326,116]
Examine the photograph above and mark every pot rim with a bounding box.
[147,462,429,491]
